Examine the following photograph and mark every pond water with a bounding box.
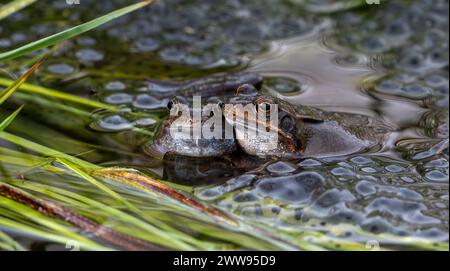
[0,0,448,250]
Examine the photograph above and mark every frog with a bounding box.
[145,96,238,158]
[223,88,394,158]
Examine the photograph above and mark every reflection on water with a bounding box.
[250,29,427,130]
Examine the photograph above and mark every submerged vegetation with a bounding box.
[0,0,448,251]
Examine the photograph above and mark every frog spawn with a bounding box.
[196,154,448,244]
[117,0,315,67]
[328,0,449,109]
[0,0,317,70]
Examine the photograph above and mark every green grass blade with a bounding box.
[0,59,43,105]
[0,0,37,21]
[56,158,141,213]
[13,180,198,250]
[0,194,99,246]
[0,230,26,251]
[0,77,117,110]
[0,105,24,131]
[0,0,154,61]
[0,131,99,170]
[0,216,111,251]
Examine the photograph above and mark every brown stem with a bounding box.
[0,183,164,251]
[93,168,238,227]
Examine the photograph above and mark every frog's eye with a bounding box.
[235,84,257,96]
[167,100,174,110]
[259,102,271,111]
[280,115,295,133]
[255,102,271,114]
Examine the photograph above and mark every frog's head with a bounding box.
[223,85,304,158]
[145,97,237,158]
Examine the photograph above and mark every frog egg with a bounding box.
[355,181,377,197]
[385,164,405,173]
[361,217,393,235]
[434,95,449,108]
[134,118,157,127]
[384,20,410,37]
[394,72,418,84]
[434,202,447,209]
[267,17,311,39]
[384,165,405,173]
[46,63,76,75]
[375,79,403,95]
[159,47,187,63]
[199,174,257,200]
[425,170,449,183]
[337,33,361,47]
[10,33,26,45]
[255,172,324,204]
[75,48,104,63]
[104,81,127,91]
[238,205,264,218]
[412,150,436,161]
[360,36,387,53]
[425,73,448,87]
[428,48,449,66]
[424,158,449,169]
[400,176,416,183]
[266,161,297,175]
[399,51,427,71]
[265,77,302,96]
[331,167,355,177]
[198,188,221,200]
[360,167,377,174]
[183,53,214,66]
[334,53,368,67]
[0,38,11,48]
[131,38,160,53]
[350,156,374,165]
[233,192,260,203]
[103,93,133,105]
[163,32,196,44]
[327,209,362,225]
[311,189,356,214]
[366,197,441,225]
[76,37,97,46]
[132,94,167,110]
[298,159,322,167]
[400,84,432,99]
[31,23,55,36]
[93,115,134,132]
[416,228,449,242]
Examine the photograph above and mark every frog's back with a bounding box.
[295,105,395,157]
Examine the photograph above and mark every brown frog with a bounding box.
[223,90,393,158]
